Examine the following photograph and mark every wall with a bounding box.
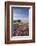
[35,3,36,42]
[0,0,36,46]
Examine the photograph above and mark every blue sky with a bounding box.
[12,7,29,20]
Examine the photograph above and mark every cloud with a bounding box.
[13,13,29,20]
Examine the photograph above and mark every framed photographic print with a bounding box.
[5,1,35,44]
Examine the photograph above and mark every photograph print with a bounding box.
[11,7,29,36]
[5,2,35,44]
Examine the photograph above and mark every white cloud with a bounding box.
[13,13,28,20]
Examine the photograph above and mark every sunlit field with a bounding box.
[13,20,29,36]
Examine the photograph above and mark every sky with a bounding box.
[12,7,29,20]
